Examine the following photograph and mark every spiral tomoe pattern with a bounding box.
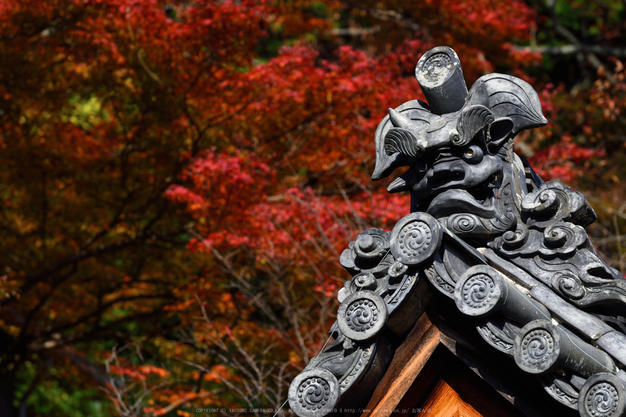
[521,329,556,367]
[579,373,626,417]
[297,377,332,411]
[454,265,504,317]
[337,290,387,341]
[585,382,620,417]
[398,221,431,258]
[461,273,496,309]
[346,299,379,332]
[390,213,442,266]
[288,368,340,417]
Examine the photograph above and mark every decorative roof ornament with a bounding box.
[288,46,626,417]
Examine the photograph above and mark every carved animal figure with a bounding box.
[373,70,626,311]
[373,74,546,238]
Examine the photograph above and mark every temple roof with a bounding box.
[363,301,578,417]
[287,46,626,417]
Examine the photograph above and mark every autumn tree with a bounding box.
[0,0,303,415]
[0,0,623,416]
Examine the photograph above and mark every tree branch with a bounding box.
[517,44,626,58]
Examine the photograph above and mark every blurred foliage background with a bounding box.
[1,0,626,416]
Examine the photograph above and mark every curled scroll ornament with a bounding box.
[552,271,585,301]
[352,272,377,291]
[541,222,587,255]
[388,261,408,279]
[447,213,479,234]
[521,182,596,228]
[501,222,529,250]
